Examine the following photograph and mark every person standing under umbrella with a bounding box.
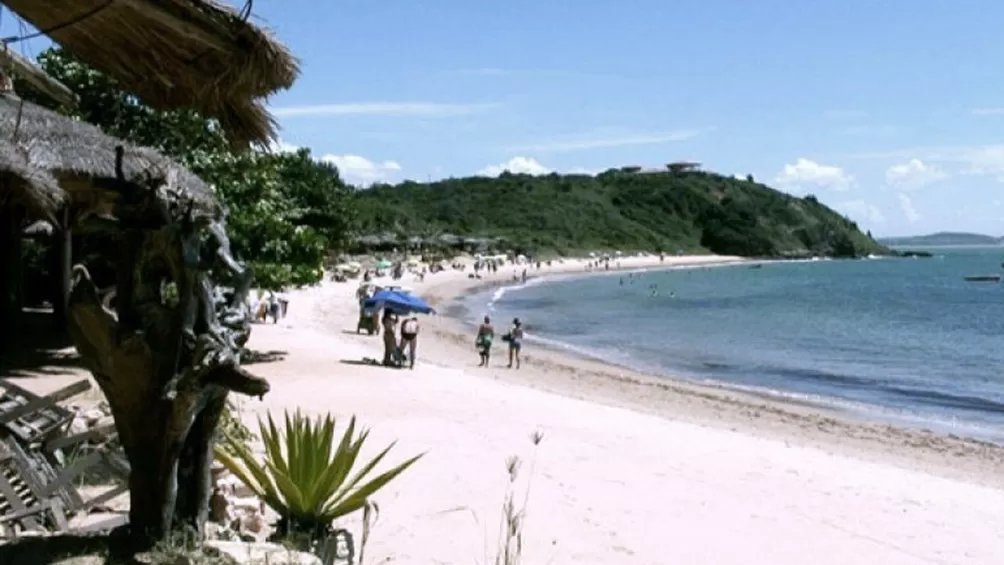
[381,309,399,366]
[400,315,420,369]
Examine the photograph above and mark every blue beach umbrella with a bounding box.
[364,289,435,315]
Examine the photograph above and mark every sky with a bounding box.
[5,1,1004,236]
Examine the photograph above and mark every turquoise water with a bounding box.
[460,248,1004,442]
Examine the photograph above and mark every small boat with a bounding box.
[748,264,763,270]
[963,275,1001,282]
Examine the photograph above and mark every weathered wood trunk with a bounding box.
[64,159,267,549]
[117,389,227,542]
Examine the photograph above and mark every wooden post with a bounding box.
[0,198,11,342]
[0,200,23,344]
[52,207,72,327]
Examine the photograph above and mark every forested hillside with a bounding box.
[879,232,1002,247]
[354,169,887,257]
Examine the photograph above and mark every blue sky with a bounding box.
[6,1,1004,236]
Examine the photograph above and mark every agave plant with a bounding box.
[214,409,422,539]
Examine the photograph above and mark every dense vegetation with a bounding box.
[355,170,887,258]
[879,232,1003,247]
[18,48,356,290]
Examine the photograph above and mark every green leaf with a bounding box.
[215,409,421,536]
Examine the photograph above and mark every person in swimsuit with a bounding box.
[507,317,524,369]
[381,310,399,366]
[476,316,494,367]
[400,316,419,369]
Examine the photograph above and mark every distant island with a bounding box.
[878,232,1004,247]
[354,167,887,258]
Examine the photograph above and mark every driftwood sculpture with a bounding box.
[65,147,269,545]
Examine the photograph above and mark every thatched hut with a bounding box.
[0,92,217,331]
[1,0,300,145]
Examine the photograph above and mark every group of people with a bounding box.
[254,292,288,324]
[474,316,524,369]
[381,309,420,369]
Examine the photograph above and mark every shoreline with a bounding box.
[415,257,1004,489]
[447,260,1004,446]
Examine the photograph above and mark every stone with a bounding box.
[205,541,322,565]
[82,408,105,427]
[68,416,90,436]
[51,557,106,565]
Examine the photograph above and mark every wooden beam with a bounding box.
[0,379,90,425]
[52,207,72,326]
[44,423,115,452]
[0,47,78,109]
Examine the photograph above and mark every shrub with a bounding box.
[214,410,422,544]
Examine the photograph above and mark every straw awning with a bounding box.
[0,92,218,220]
[2,0,300,145]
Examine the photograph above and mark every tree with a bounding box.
[13,48,356,547]
[21,47,356,290]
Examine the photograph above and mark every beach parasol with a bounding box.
[377,259,393,269]
[363,290,434,315]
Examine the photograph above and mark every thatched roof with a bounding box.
[0,93,218,219]
[0,138,64,222]
[2,0,300,145]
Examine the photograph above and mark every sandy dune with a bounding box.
[232,255,1004,565]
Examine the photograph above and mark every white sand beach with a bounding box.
[234,255,1004,565]
[9,254,1004,564]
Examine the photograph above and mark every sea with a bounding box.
[456,247,1004,443]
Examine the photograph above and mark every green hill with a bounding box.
[354,169,887,258]
[878,232,1002,247]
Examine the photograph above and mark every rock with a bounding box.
[205,541,321,565]
[210,487,231,524]
[68,416,89,436]
[218,474,255,498]
[51,557,106,565]
[82,408,105,427]
[229,496,261,513]
[93,415,115,430]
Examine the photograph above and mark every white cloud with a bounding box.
[897,193,922,223]
[851,144,1004,180]
[835,199,885,225]
[320,154,402,186]
[884,159,948,191]
[476,157,552,177]
[267,139,300,153]
[774,158,856,192]
[510,129,702,153]
[272,102,500,118]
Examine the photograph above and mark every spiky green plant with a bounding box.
[214,409,422,540]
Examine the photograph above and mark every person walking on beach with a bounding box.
[476,316,494,367]
[400,315,420,369]
[381,310,399,366]
[507,318,524,369]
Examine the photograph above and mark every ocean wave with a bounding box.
[514,330,1004,443]
[483,275,561,312]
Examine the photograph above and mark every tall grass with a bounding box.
[490,430,544,565]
